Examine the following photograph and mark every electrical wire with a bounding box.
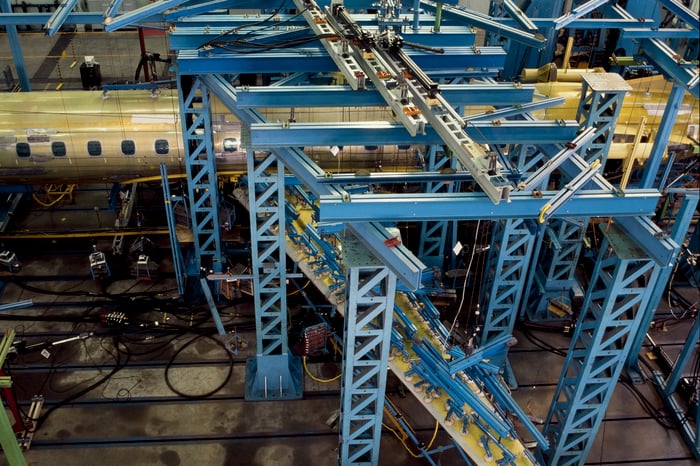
[381,422,422,459]
[302,356,341,383]
[163,334,234,399]
[448,220,481,337]
[425,420,439,450]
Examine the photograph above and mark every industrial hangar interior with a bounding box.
[0,0,698,465]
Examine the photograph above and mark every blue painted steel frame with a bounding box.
[177,76,224,274]
[542,222,665,466]
[575,73,631,168]
[480,218,536,348]
[44,0,78,36]
[245,151,302,400]
[340,263,396,465]
[417,145,457,265]
[0,0,30,91]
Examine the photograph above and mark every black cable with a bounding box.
[31,335,130,431]
[164,334,234,399]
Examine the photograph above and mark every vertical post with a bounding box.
[418,145,458,269]
[160,163,187,296]
[245,151,302,400]
[178,75,223,274]
[479,218,536,353]
[340,236,396,465]
[525,73,630,321]
[541,222,663,465]
[639,82,687,188]
[0,0,30,91]
[479,217,536,388]
[575,73,631,169]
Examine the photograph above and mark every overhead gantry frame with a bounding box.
[21,0,694,465]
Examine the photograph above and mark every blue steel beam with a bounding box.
[235,83,536,108]
[164,0,236,21]
[640,39,699,98]
[200,73,426,290]
[491,17,657,29]
[0,12,106,25]
[658,0,699,31]
[169,12,466,29]
[44,0,78,36]
[178,46,506,74]
[104,0,124,18]
[640,82,689,188]
[499,0,538,32]
[465,96,565,122]
[575,72,631,168]
[479,219,536,351]
[104,0,186,31]
[318,190,659,222]
[417,145,457,264]
[555,0,611,30]
[159,163,187,296]
[248,120,580,147]
[178,76,224,273]
[621,27,699,39]
[420,1,546,48]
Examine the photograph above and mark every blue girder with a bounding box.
[234,83,536,108]
[248,120,580,147]
[317,189,660,222]
[44,0,78,36]
[177,46,507,74]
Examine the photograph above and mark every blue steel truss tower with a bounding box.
[417,144,459,269]
[245,150,302,400]
[526,73,631,321]
[177,75,224,274]
[541,221,669,465]
[478,218,536,367]
[340,238,396,466]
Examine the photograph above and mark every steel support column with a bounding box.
[526,218,587,321]
[417,145,458,268]
[480,218,536,347]
[340,247,396,465]
[575,73,631,169]
[160,163,187,296]
[178,75,223,274]
[541,221,664,466]
[245,151,302,400]
[0,0,30,91]
[639,82,688,188]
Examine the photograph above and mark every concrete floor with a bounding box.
[1,20,699,466]
[0,235,696,466]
